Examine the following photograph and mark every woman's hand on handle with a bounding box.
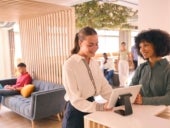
[134,94,143,105]
[103,102,113,111]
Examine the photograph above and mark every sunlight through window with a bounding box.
[96,30,119,54]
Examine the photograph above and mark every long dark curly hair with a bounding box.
[135,29,170,59]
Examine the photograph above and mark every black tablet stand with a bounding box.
[114,93,133,116]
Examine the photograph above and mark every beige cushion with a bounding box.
[20,84,35,98]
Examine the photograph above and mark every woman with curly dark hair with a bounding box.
[130,29,170,105]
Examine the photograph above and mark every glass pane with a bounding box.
[97,29,119,36]
[96,30,119,54]
[131,31,139,46]
[97,36,119,53]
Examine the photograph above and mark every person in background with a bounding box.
[62,27,112,128]
[118,42,130,87]
[130,29,170,105]
[101,53,114,85]
[131,45,138,70]
[0,63,32,107]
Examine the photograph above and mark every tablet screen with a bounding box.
[107,85,142,108]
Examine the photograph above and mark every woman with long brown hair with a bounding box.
[62,27,112,128]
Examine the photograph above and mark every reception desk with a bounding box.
[84,105,170,128]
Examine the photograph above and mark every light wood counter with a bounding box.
[84,105,170,128]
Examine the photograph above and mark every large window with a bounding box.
[14,32,21,59]
[96,30,119,54]
[13,24,22,67]
[131,31,138,47]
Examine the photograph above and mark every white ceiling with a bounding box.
[0,0,138,28]
[33,0,138,27]
[34,0,92,6]
[34,0,138,9]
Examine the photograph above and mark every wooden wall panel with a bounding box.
[19,8,75,84]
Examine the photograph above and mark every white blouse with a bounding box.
[62,54,112,113]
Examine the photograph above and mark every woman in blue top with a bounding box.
[130,29,170,105]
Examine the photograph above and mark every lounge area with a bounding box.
[0,79,65,128]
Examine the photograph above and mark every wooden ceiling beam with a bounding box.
[0,0,71,22]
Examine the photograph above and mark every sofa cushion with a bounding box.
[2,95,32,118]
[21,84,35,98]
[2,79,65,120]
[32,80,63,91]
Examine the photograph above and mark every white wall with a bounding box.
[138,0,170,63]
[139,0,170,32]
[0,29,12,79]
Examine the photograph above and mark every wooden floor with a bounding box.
[0,106,62,128]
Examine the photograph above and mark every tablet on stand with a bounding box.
[107,85,142,116]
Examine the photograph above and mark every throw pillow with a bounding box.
[20,84,35,98]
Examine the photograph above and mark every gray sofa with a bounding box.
[0,79,66,128]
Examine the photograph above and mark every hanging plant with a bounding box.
[74,0,138,30]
